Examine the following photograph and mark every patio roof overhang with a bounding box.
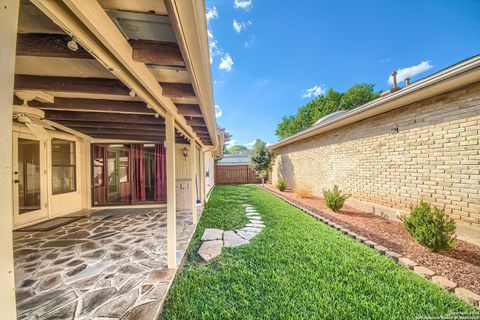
[269,55,480,151]
[14,0,217,146]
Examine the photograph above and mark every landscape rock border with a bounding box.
[261,186,480,307]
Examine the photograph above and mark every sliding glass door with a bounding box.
[92,143,165,206]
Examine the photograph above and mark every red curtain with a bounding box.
[131,144,146,202]
[154,144,166,201]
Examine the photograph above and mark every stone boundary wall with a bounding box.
[272,82,480,233]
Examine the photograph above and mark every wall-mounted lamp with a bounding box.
[182,146,189,160]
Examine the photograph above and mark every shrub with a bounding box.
[276,179,286,192]
[403,201,456,252]
[323,185,349,212]
[293,180,313,198]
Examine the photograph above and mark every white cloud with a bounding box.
[388,60,433,85]
[244,35,255,48]
[209,39,222,64]
[301,85,325,99]
[245,139,271,148]
[214,105,222,118]
[232,19,251,33]
[208,29,213,38]
[219,53,234,72]
[206,6,218,22]
[234,0,252,10]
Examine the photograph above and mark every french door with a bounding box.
[12,132,48,226]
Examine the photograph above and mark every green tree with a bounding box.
[275,115,296,140]
[249,139,273,186]
[226,145,248,154]
[275,84,379,140]
[339,84,380,110]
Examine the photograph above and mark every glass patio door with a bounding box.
[107,146,131,204]
[12,132,48,226]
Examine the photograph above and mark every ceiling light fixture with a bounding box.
[154,113,159,118]
[129,90,136,97]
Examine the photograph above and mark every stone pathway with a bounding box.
[198,204,264,262]
[13,208,197,320]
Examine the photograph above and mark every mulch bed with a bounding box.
[263,184,480,295]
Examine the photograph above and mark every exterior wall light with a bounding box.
[182,146,189,160]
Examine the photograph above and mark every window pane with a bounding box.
[52,138,76,194]
[52,166,76,194]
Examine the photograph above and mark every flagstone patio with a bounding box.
[13,208,198,320]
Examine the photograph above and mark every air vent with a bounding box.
[107,10,177,43]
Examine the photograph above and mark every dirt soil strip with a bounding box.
[262,184,480,295]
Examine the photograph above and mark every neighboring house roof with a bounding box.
[270,54,480,150]
[217,150,251,165]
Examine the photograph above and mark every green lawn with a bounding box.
[160,185,474,319]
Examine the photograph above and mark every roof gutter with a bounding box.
[270,55,480,150]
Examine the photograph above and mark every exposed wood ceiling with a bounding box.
[14,0,213,145]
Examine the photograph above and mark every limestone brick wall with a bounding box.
[272,82,480,231]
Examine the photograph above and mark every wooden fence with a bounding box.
[215,164,262,184]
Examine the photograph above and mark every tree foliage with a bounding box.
[275,84,380,140]
[225,145,248,154]
[249,139,273,184]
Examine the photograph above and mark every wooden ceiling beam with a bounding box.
[73,127,165,136]
[89,133,185,143]
[129,39,185,67]
[191,125,209,134]
[44,110,164,125]
[16,33,94,59]
[185,117,205,126]
[15,75,196,100]
[53,120,164,131]
[160,82,195,98]
[175,104,202,117]
[14,75,131,95]
[14,96,153,114]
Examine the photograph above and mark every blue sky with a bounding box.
[206,0,480,147]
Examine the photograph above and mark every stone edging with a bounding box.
[260,186,480,307]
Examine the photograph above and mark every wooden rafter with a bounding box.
[16,33,93,59]
[185,117,205,126]
[74,127,165,136]
[129,39,185,67]
[15,75,196,100]
[160,82,195,98]
[14,96,153,114]
[44,110,163,124]
[14,75,130,95]
[52,120,164,131]
[191,125,209,134]
[175,104,202,117]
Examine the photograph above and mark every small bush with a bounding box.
[403,201,456,252]
[323,185,349,212]
[276,179,286,192]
